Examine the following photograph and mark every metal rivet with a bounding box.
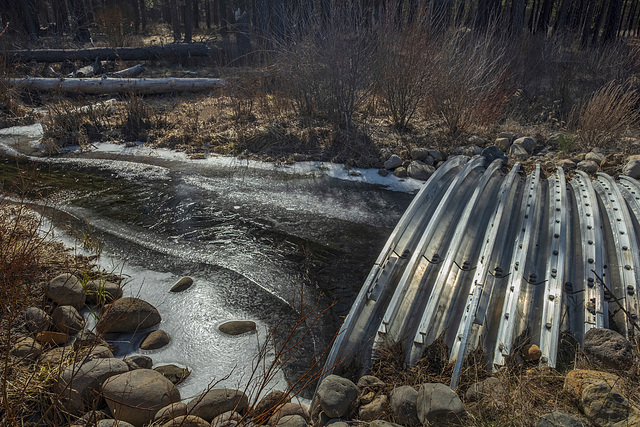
[625,265,632,270]
[549,294,555,301]
[623,246,629,251]
[553,250,558,255]
[588,258,594,264]
[588,240,593,245]
[505,313,510,319]
[545,322,552,329]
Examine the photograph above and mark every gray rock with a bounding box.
[585,151,605,165]
[558,159,577,171]
[509,143,529,160]
[357,375,385,390]
[577,160,598,174]
[170,277,193,292]
[466,145,483,156]
[393,167,408,178]
[416,383,466,426]
[482,146,507,164]
[377,169,390,177]
[276,415,307,427]
[270,403,310,424]
[571,153,586,162]
[514,137,536,154]
[154,402,188,423]
[10,337,42,361]
[623,159,640,178]
[102,369,181,427]
[497,132,515,142]
[428,149,443,162]
[97,297,161,334]
[316,375,358,418]
[495,137,511,152]
[402,160,411,168]
[74,329,109,350]
[36,330,69,345]
[359,394,388,421]
[154,364,191,385]
[465,377,505,403]
[140,329,170,350]
[253,390,289,419]
[85,279,123,305]
[211,410,242,427]
[96,420,136,427]
[536,411,588,427]
[40,345,73,365]
[46,273,86,309]
[160,415,210,427]
[57,358,129,414]
[582,382,631,425]
[124,355,153,369]
[87,345,115,359]
[411,148,431,161]
[219,320,256,335]
[187,388,249,422]
[468,135,486,146]
[52,305,85,335]
[379,149,392,162]
[76,410,109,425]
[23,306,52,332]
[384,155,403,170]
[324,420,349,427]
[583,328,634,370]
[407,161,435,181]
[389,385,420,426]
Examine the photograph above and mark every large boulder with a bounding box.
[102,369,181,427]
[46,273,86,309]
[57,358,129,414]
[389,385,420,426]
[40,345,73,365]
[253,390,289,421]
[509,143,529,160]
[186,388,249,422]
[465,377,505,405]
[384,155,403,170]
[98,297,161,334]
[358,395,388,421]
[416,383,466,426]
[393,167,408,178]
[124,355,153,370]
[23,306,52,332]
[211,410,242,427]
[495,137,511,152]
[219,321,256,336]
[154,402,188,423]
[275,415,307,427]
[140,329,170,350]
[564,369,640,426]
[10,337,42,361]
[36,330,70,345]
[407,161,435,181]
[577,160,598,174]
[558,159,577,172]
[583,328,634,370]
[481,146,507,164]
[85,279,123,305]
[315,375,358,419]
[96,420,135,427]
[585,151,605,165]
[52,305,85,335]
[269,403,310,424]
[623,159,640,179]
[514,136,536,154]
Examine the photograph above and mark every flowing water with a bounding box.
[0,125,416,399]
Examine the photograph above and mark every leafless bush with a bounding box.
[428,28,511,135]
[42,101,112,153]
[568,80,640,151]
[373,5,434,130]
[277,2,375,130]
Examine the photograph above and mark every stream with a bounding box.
[0,124,417,400]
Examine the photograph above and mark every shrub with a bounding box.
[568,80,640,151]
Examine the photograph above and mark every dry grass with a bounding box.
[568,80,640,151]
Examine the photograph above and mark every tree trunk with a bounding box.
[511,0,526,36]
[185,0,193,42]
[602,0,623,42]
[536,0,554,34]
[170,0,182,41]
[8,43,210,63]
[139,0,147,30]
[193,0,200,28]
[205,0,211,28]
[8,77,227,94]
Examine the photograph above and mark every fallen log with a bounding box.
[7,43,210,63]
[8,77,226,94]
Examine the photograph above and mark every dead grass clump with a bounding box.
[120,94,160,142]
[42,101,113,153]
[568,80,640,151]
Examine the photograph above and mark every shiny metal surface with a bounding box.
[324,155,640,388]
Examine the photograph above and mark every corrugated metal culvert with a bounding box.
[324,152,640,388]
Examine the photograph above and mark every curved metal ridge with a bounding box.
[323,156,640,388]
